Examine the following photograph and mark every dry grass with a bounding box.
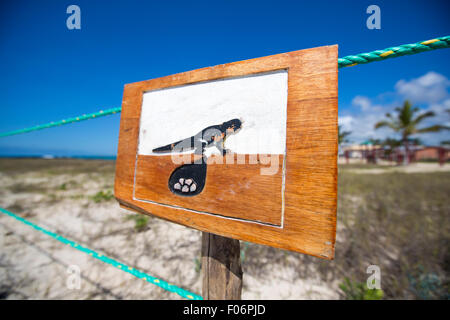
[334,165,449,299]
[0,158,115,176]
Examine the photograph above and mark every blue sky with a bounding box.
[0,0,449,156]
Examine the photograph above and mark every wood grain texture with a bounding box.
[135,154,284,226]
[114,45,338,259]
[202,232,242,300]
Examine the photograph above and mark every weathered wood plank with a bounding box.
[114,45,338,258]
[201,232,242,300]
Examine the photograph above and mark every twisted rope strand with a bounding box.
[338,35,450,68]
[0,207,203,300]
[0,107,122,138]
[0,35,448,138]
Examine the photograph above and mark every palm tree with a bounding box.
[374,100,448,164]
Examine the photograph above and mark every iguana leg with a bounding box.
[215,141,229,156]
[194,141,207,155]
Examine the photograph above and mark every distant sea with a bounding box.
[0,155,116,160]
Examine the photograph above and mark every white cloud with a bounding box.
[352,96,371,111]
[428,98,450,117]
[395,71,449,104]
[352,95,384,112]
[340,71,450,145]
[338,115,354,130]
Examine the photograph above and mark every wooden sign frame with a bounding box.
[115,45,338,259]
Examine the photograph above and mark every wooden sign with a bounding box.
[115,45,338,259]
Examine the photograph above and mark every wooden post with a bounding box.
[201,232,243,300]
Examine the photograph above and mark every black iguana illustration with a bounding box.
[152,118,242,156]
[152,118,242,197]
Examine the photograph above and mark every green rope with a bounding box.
[0,107,122,138]
[0,35,448,138]
[338,35,450,68]
[0,207,202,300]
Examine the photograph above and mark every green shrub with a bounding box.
[408,269,448,300]
[339,277,384,300]
[194,257,202,274]
[91,190,114,203]
[125,214,149,232]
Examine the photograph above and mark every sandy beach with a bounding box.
[0,158,338,299]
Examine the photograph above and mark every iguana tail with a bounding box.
[152,137,193,153]
[152,142,176,153]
